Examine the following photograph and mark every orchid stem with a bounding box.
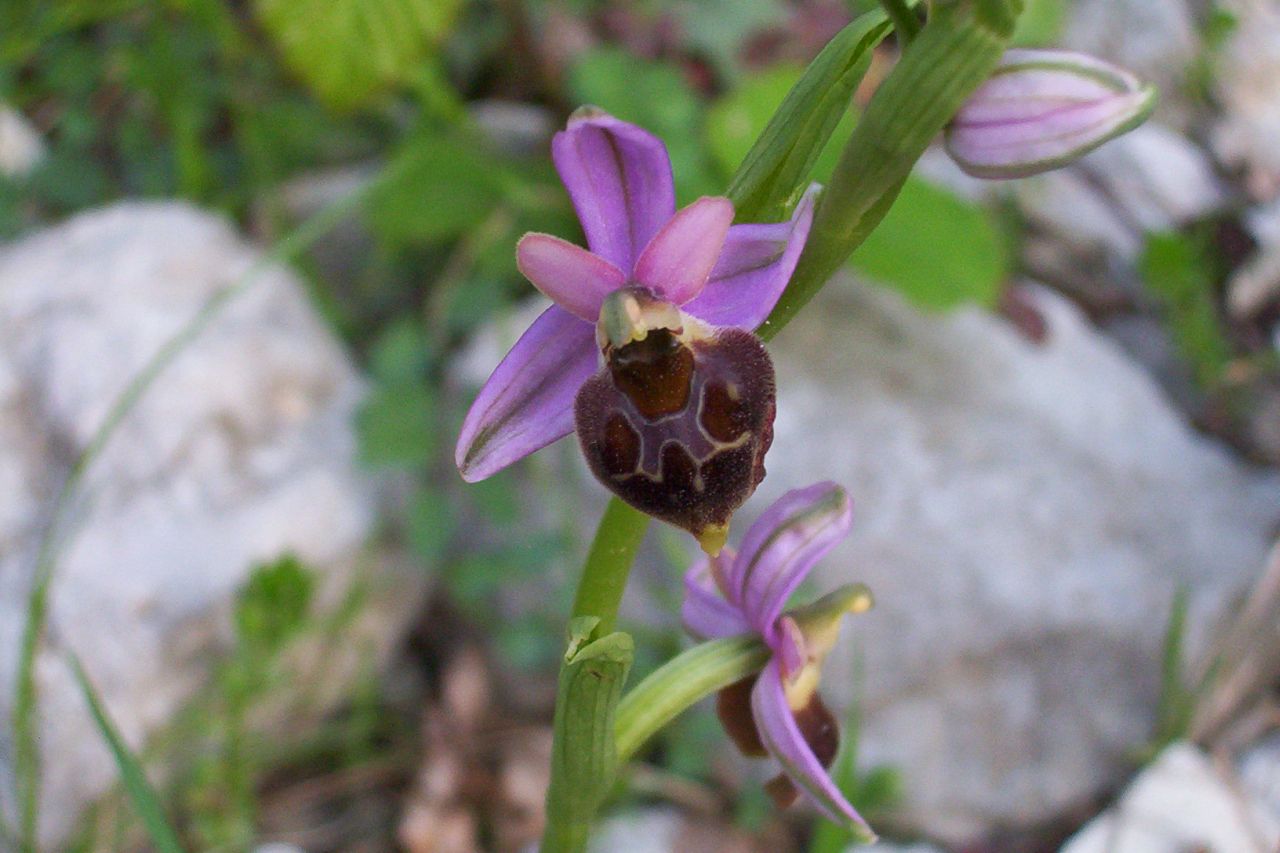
[569,497,649,633]
[879,0,921,44]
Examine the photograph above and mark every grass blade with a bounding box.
[69,654,186,853]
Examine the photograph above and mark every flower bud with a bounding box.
[945,49,1157,179]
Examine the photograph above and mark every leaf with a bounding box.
[1010,0,1065,46]
[253,0,462,111]
[848,175,1008,309]
[1139,230,1233,387]
[723,8,896,222]
[69,654,186,853]
[368,132,507,244]
[356,382,437,468]
[235,555,315,653]
[368,318,434,385]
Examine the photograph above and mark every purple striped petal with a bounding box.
[729,483,853,642]
[684,184,818,330]
[633,196,734,305]
[551,109,676,272]
[455,306,597,482]
[946,49,1156,179]
[751,660,874,839]
[516,233,627,322]
[682,553,752,640]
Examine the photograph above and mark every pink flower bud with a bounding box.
[945,49,1157,179]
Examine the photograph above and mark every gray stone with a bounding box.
[1241,733,1280,829]
[1061,0,1199,123]
[1062,742,1280,852]
[0,106,44,179]
[752,280,1280,841]
[1015,124,1224,260]
[0,202,424,847]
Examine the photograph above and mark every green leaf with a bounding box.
[567,49,716,202]
[1010,0,1066,46]
[723,8,896,222]
[1139,230,1233,386]
[253,0,462,111]
[368,132,507,244]
[407,487,453,564]
[368,318,434,385]
[69,654,186,853]
[235,555,315,653]
[707,64,805,179]
[848,176,1008,309]
[541,618,634,853]
[356,382,437,468]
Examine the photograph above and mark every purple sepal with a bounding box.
[551,108,677,272]
[731,482,853,646]
[751,660,875,839]
[455,306,597,482]
[685,184,819,329]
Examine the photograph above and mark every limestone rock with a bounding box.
[0,202,424,846]
[753,280,1280,841]
[1062,742,1280,852]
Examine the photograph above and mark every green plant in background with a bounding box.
[1140,229,1235,389]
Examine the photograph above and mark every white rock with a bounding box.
[0,107,44,179]
[1061,0,1199,120]
[1062,742,1280,853]
[0,203,425,847]
[1014,170,1142,258]
[1016,124,1223,260]
[754,281,1280,841]
[587,808,682,853]
[1240,733,1280,828]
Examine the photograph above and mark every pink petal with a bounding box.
[728,483,853,640]
[552,109,677,272]
[516,233,627,322]
[751,661,874,838]
[682,555,752,640]
[455,306,597,482]
[684,184,818,330]
[633,196,735,305]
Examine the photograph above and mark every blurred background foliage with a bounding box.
[5,0,1270,848]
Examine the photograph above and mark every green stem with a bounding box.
[569,498,650,633]
[879,0,921,43]
[12,165,400,851]
[615,636,770,764]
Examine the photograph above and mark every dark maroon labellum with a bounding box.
[574,321,775,551]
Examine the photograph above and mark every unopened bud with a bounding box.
[945,49,1157,180]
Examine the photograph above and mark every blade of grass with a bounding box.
[68,654,186,853]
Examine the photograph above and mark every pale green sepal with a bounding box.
[541,617,635,853]
[724,7,900,223]
[615,634,771,764]
[762,0,1019,336]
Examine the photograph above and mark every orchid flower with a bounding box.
[681,482,875,841]
[455,108,816,551]
[945,49,1157,179]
